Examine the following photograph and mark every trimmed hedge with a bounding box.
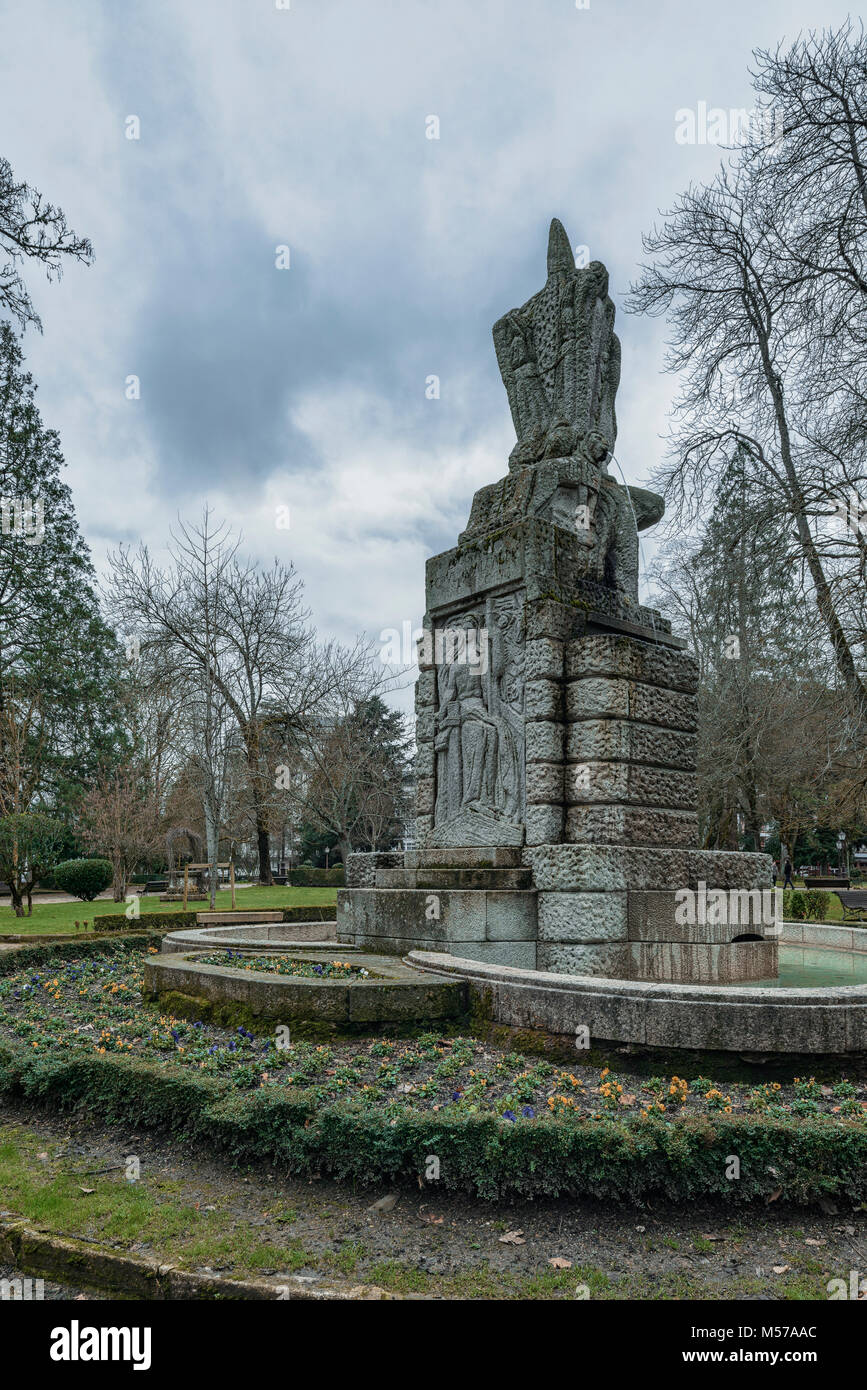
[51,859,114,901]
[0,1036,864,1205]
[95,911,198,934]
[288,867,345,887]
[94,906,334,933]
[0,932,165,977]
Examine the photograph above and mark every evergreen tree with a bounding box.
[0,323,125,821]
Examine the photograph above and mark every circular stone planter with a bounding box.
[143,949,467,1028]
[161,921,337,953]
[407,935,867,1055]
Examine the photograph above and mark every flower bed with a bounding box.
[1,941,866,1203]
[196,951,368,980]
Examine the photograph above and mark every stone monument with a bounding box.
[339,219,776,985]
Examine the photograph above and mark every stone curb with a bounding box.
[0,1218,404,1300]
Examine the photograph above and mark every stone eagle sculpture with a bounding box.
[461,217,664,602]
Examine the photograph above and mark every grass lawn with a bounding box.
[0,885,338,936]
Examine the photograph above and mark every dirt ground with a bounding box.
[1,1100,864,1300]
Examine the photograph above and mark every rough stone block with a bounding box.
[526,762,564,805]
[525,678,562,721]
[524,803,564,845]
[525,720,565,763]
[565,633,698,693]
[537,941,629,977]
[416,776,435,816]
[525,597,582,642]
[563,763,696,810]
[565,805,698,848]
[344,852,404,889]
[566,719,696,771]
[416,710,435,742]
[565,676,629,720]
[628,888,777,941]
[525,637,564,682]
[415,741,434,779]
[537,890,627,942]
[414,669,437,709]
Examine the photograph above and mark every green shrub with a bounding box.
[281,905,336,923]
[288,866,345,887]
[95,911,198,933]
[783,889,831,921]
[51,859,114,901]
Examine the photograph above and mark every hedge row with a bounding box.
[0,1038,864,1205]
[288,867,345,887]
[0,933,165,977]
[94,912,198,933]
[92,904,336,933]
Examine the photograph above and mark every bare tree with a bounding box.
[105,510,383,883]
[81,766,159,902]
[629,161,867,725]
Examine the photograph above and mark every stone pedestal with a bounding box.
[339,519,776,983]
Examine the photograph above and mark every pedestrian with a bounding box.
[783,858,795,890]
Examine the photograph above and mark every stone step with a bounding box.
[338,886,537,946]
[404,846,523,870]
[376,867,533,891]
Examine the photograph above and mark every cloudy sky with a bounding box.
[0,0,852,706]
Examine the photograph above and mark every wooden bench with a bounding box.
[805,876,850,890]
[143,880,168,894]
[833,890,867,923]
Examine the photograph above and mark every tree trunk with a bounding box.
[257,819,272,886]
[204,800,219,910]
[752,311,867,725]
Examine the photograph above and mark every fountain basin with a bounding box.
[407,922,867,1055]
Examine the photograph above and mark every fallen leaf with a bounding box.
[820,1086,833,1098]
[772,1265,791,1275]
[767,1188,782,1203]
[548,1257,572,1269]
[77,1186,95,1195]
[804,1238,826,1246]
[619,1094,636,1106]
[702,1233,725,1241]
[499,1229,526,1245]
[421,1213,444,1226]
[635,1225,646,1233]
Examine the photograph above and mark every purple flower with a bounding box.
[502,1110,517,1123]
[521,1106,535,1119]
